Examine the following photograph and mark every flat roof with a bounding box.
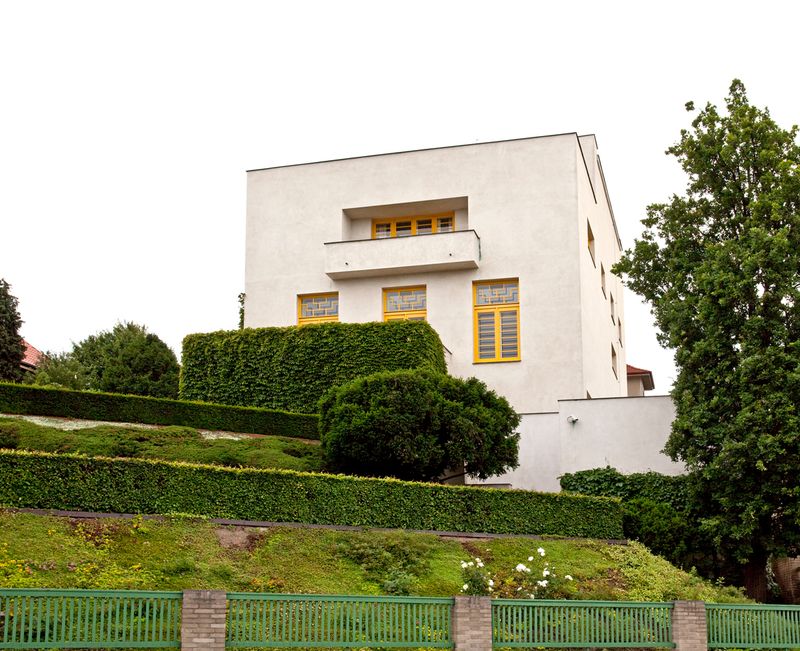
[247,132,586,173]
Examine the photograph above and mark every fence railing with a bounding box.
[0,589,182,649]
[707,602,800,648]
[492,599,674,648]
[226,593,454,648]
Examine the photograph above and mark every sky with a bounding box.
[2,0,799,394]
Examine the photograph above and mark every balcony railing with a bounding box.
[324,230,480,279]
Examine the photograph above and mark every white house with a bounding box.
[244,134,683,490]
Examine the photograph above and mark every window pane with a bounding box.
[385,288,426,312]
[476,281,519,305]
[416,219,433,235]
[301,294,338,318]
[396,221,412,237]
[375,223,391,239]
[499,310,518,358]
[438,216,453,232]
[477,311,496,359]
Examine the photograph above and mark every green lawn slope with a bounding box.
[0,510,746,603]
[0,416,324,472]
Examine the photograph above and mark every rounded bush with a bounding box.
[319,369,520,482]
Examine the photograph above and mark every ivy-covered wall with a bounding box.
[180,321,448,413]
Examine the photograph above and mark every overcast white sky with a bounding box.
[3,0,799,394]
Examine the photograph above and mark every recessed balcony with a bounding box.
[324,230,481,279]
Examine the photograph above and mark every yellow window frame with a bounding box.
[297,292,339,325]
[371,212,455,239]
[472,279,521,363]
[383,285,427,322]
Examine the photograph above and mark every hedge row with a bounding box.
[180,321,448,413]
[560,466,688,509]
[0,383,319,440]
[0,450,624,538]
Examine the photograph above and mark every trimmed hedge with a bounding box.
[0,383,319,440]
[560,466,688,509]
[0,450,624,538]
[180,321,447,413]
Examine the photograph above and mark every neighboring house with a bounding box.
[244,134,680,490]
[20,339,43,374]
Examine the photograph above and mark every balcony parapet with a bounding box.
[324,230,480,279]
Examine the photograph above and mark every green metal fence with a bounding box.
[0,589,182,649]
[492,599,674,648]
[226,593,454,648]
[707,602,800,648]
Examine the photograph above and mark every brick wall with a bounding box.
[672,600,708,651]
[181,590,227,651]
[452,596,492,651]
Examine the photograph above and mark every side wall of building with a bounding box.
[468,395,682,492]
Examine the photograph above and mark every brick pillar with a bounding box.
[672,601,707,651]
[181,590,227,651]
[452,596,492,651]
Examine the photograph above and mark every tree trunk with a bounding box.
[743,556,769,602]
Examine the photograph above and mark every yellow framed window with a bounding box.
[298,292,339,325]
[383,286,426,321]
[371,212,455,239]
[473,279,520,362]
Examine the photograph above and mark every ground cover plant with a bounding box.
[0,417,325,472]
[0,510,747,603]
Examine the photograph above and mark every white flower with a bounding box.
[537,580,548,587]
[460,561,468,569]
[542,569,550,577]
[468,561,474,567]
[515,563,530,573]
[488,579,494,587]
[517,587,523,591]
[537,547,546,557]
[565,575,573,581]
[476,559,484,568]
[527,556,534,561]
[488,587,493,592]
[462,584,469,591]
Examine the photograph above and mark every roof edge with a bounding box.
[246,132,581,173]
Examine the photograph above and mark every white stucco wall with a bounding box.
[245,135,626,414]
[468,395,683,492]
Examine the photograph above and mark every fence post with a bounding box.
[181,590,227,651]
[452,596,492,651]
[672,600,707,651]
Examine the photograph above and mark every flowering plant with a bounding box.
[459,547,575,599]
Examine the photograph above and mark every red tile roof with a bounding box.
[21,339,44,369]
[626,364,655,391]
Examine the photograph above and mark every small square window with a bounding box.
[298,293,339,325]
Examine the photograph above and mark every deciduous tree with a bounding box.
[615,80,800,599]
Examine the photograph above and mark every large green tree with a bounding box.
[72,322,180,398]
[615,80,800,599]
[0,279,24,382]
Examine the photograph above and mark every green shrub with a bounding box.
[561,467,728,578]
[0,383,319,440]
[560,466,688,509]
[180,321,447,413]
[320,369,519,481]
[0,449,623,538]
[0,421,20,449]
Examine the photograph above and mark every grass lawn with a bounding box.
[0,510,747,603]
[0,416,325,472]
